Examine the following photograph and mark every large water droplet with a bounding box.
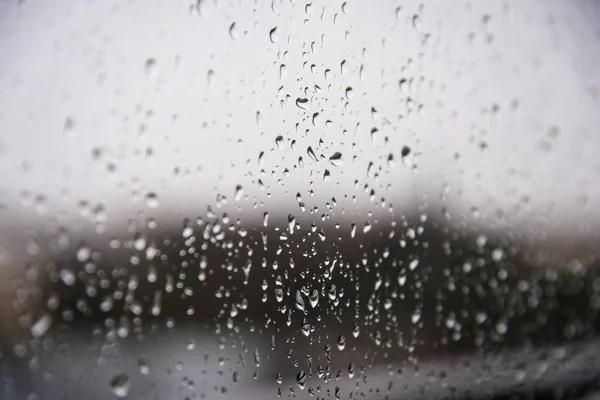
[329,152,343,167]
[307,146,318,162]
[296,97,309,110]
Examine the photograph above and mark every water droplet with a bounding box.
[401,146,412,166]
[144,58,158,80]
[275,135,284,149]
[269,27,279,43]
[317,229,326,241]
[295,290,306,312]
[59,268,76,286]
[296,97,309,110]
[496,321,508,335]
[63,117,75,135]
[30,314,52,338]
[296,370,307,389]
[329,152,343,167]
[348,363,355,378]
[133,234,147,251]
[307,146,318,162]
[363,221,372,233]
[409,259,419,271]
[336,335,346,351]
[411,312,421,324]
[138,359,150,375]
[328,284,337,300]
[412,14,421,29]
[399,78,408,92]
[309,289,319,308]
[254,347,261,368]
[229,22,238,40]
[145,192,159,208]
[76,244,91,262]
[234,185,244,201]
[345,87,353,99]
[110,374,131,398]
[195,0,206,16]
[340,60,347,74]
[207,69,215,87]
[352,323,360,338]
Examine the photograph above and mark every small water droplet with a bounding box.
[309,289,319,308]
[496,321,508,335]
[295,290,306,312]
[409,259,419,271]
[76,244,91,262]
[63,117,75,135]
[269,27,279,43]
[234,185,244,201]
[144,58,158,79]
[207,69,215,87]
[307,146,318,162]
[345,87,353,99]
[195,0,207,16]
[317,229,326,241]
[145,192,159,208]
[254,347,261,368]
[30,314,52,338]
[412,14,421,29]
[60,268,76,286]
[229,22,238,40]
[401,146,412,166]
[275,135,284,149]
[110,374,131,398]
[138,359,150,375]
[337,335,346,351]
[411,312,421,324]
[296,370,307,389]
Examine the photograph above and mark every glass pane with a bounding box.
[1,1,599,399]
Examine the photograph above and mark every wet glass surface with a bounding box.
[1,1,600,399]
